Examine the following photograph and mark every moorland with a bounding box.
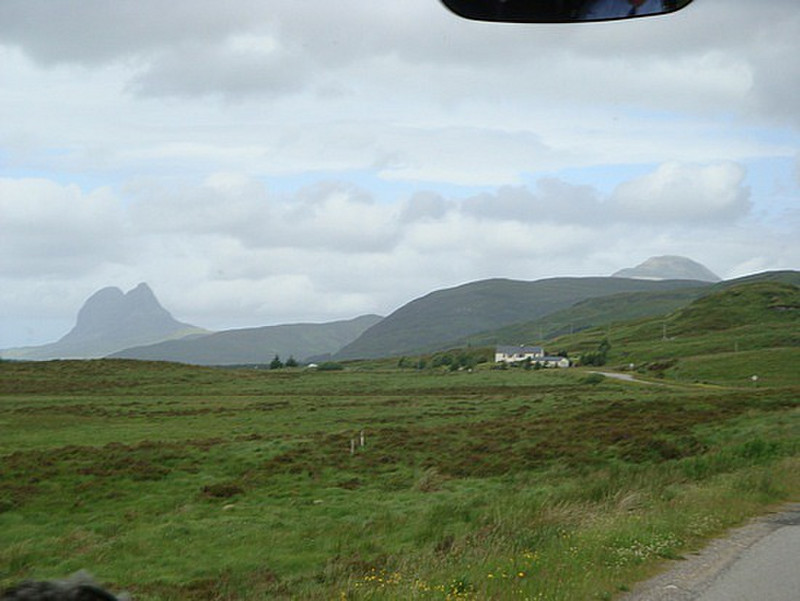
[1,280,797,600]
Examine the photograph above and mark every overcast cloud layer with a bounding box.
[1,0,798,348]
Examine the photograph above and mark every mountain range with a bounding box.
[3,257,796,365]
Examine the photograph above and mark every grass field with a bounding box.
[1,358,798,600]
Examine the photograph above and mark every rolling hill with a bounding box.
[456,287,707,347]
[334,277,710,360]
[551,278,799,386]
[453,270,800,350]
[110,314,383,365]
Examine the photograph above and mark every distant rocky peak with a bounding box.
[73,283,170,330]
[85,286,125,302]
[75,287,125,325]
[1,283,204,361]
[124,282,163,309]
[128,282,155,297]
[612,256,721,282]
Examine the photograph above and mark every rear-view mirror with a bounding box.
[441,0,694,23]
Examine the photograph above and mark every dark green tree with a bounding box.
[580,338,611,366]
[269,354,284,369]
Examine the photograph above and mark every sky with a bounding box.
[1,0,798,348]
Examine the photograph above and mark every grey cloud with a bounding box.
[0,179,128,277]
[1,0,797,127]
[129,38,311,98]
[271,181,402,253]
[129,177,401,254]
[399,191,451,223]
[438,164,752,227]
[0,0,261,65]
[377,126,559,186]
[291,180,375,210]
[609,162,751,223]
[126,175,272,237]
[460,179,604,224]
[747,33,800,127]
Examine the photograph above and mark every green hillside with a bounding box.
[715,269,800,288]
[458,287,707,347]
[670,279,800,335]
[336,277,708,359]
[109,314,383,365]
[453,270,800,351]
[553,280,799,386]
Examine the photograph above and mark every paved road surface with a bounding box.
[623,504,800,601]
[696,519,800,601]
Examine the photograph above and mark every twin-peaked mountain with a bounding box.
[1,283,381,364]
[2,283,208,361]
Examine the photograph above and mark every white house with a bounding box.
[495,346,570,368]
[495,345,544,363]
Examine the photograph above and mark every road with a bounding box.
[590,371,638,382]
[695,516,800,601]
[623,504,800,601]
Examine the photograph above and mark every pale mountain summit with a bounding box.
[612,256,721,282]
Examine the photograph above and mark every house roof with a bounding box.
[496,345,543,355]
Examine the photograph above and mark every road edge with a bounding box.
[619,502,800,601]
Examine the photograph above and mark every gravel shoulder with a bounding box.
[621,503,800,601]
